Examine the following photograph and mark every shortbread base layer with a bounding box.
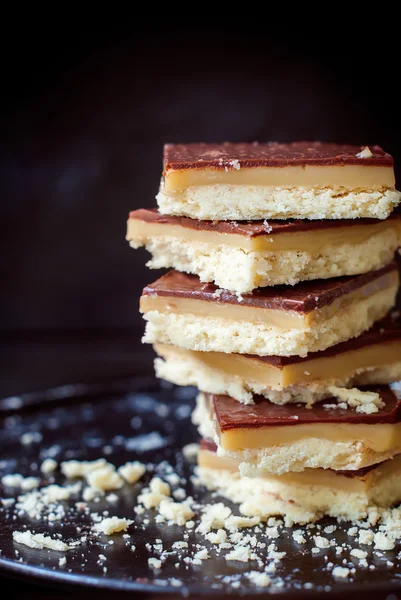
[197,451,401,524]
[156,185,401,221]
[142,285,395,357]
[154,344,401,405]
[130,227,399,294]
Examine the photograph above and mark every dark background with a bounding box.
[1,25,401,397]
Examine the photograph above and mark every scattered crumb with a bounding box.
[158,499,195,525]
[148,557,162,570]
[350,549,367,559]
[182,443,199,461]
[225,546,253,563]
[246,571,271,587]
[61,459,107,479]
[93,517,134,535]
[205,529,227,545]
[356,146,373,158]
[41,458,58,475]
[332,566,350,579]
[118,461,146,484]
[86,466,124,492]
[13,531,72,551]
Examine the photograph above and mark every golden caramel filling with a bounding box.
[164,165,395,192]
[218,421,401,453]
[140,295,306,329]
[127,216,401,253]
[140,271,398,331]
[154,341,401,389]
[198,449,239,472]
[285,341,401,387]
[198,450,401,493]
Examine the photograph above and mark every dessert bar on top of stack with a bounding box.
[127,141,401,524]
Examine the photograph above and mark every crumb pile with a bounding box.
[3,450,401,592]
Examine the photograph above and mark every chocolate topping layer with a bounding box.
[244,315,401,367]
[142,263,397,313]
[164,142,393,172]
[129,209,401,237]
[212,387,401,431]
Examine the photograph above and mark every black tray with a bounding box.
[0,379,400,598]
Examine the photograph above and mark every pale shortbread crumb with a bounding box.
[332,566,350,578]
[313,536,330,549]
[158,499,195,525]
[41,459,58,475]
[245,571,271,587]
[148,557,162,569]
[2,474,40,490]
[193,548,209,561]
[359,530,374,545]
[131,226,400,294]
[143,284,396,357]
[156,185,401,221]
[225,546,253,562]
[93,517,133,535]
[13,531,71,551]
[118,461,146,484]
[86,466,124,492]
[61,459,108,479]
[373,531,396,550]
[182,443,200,460]
[350,548,367,559]
[205,529,228,544]
[356,147,373,158]
[138,477,171,509]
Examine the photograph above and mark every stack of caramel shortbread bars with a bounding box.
[127,142,401,524]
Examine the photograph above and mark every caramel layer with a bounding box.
[154,337,401,389]
[140,269,398,330]
[165,165,395,193]
[219,419,401,453]
[127,209,401,253]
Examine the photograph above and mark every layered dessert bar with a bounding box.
[193,387,401,474]
[153,317,401,404]
[198,440,401,523]
[140,264,399,357]
[128,209,401,293]
[156,142,401,221]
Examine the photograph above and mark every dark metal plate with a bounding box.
[0,379,401,598]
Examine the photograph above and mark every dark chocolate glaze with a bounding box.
[163,142,393,172]
[199,438,386,478]
[244,314,401,367]
[212,387,401,431]
[129,208,401,237]
[142,263,397,313]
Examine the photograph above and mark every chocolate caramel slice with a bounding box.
[141,265,398,357]
[156,142,401,220]
[193,386,401,474]
[153,316,401,404]
[127,209,401,293]
[197,441,401,523]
